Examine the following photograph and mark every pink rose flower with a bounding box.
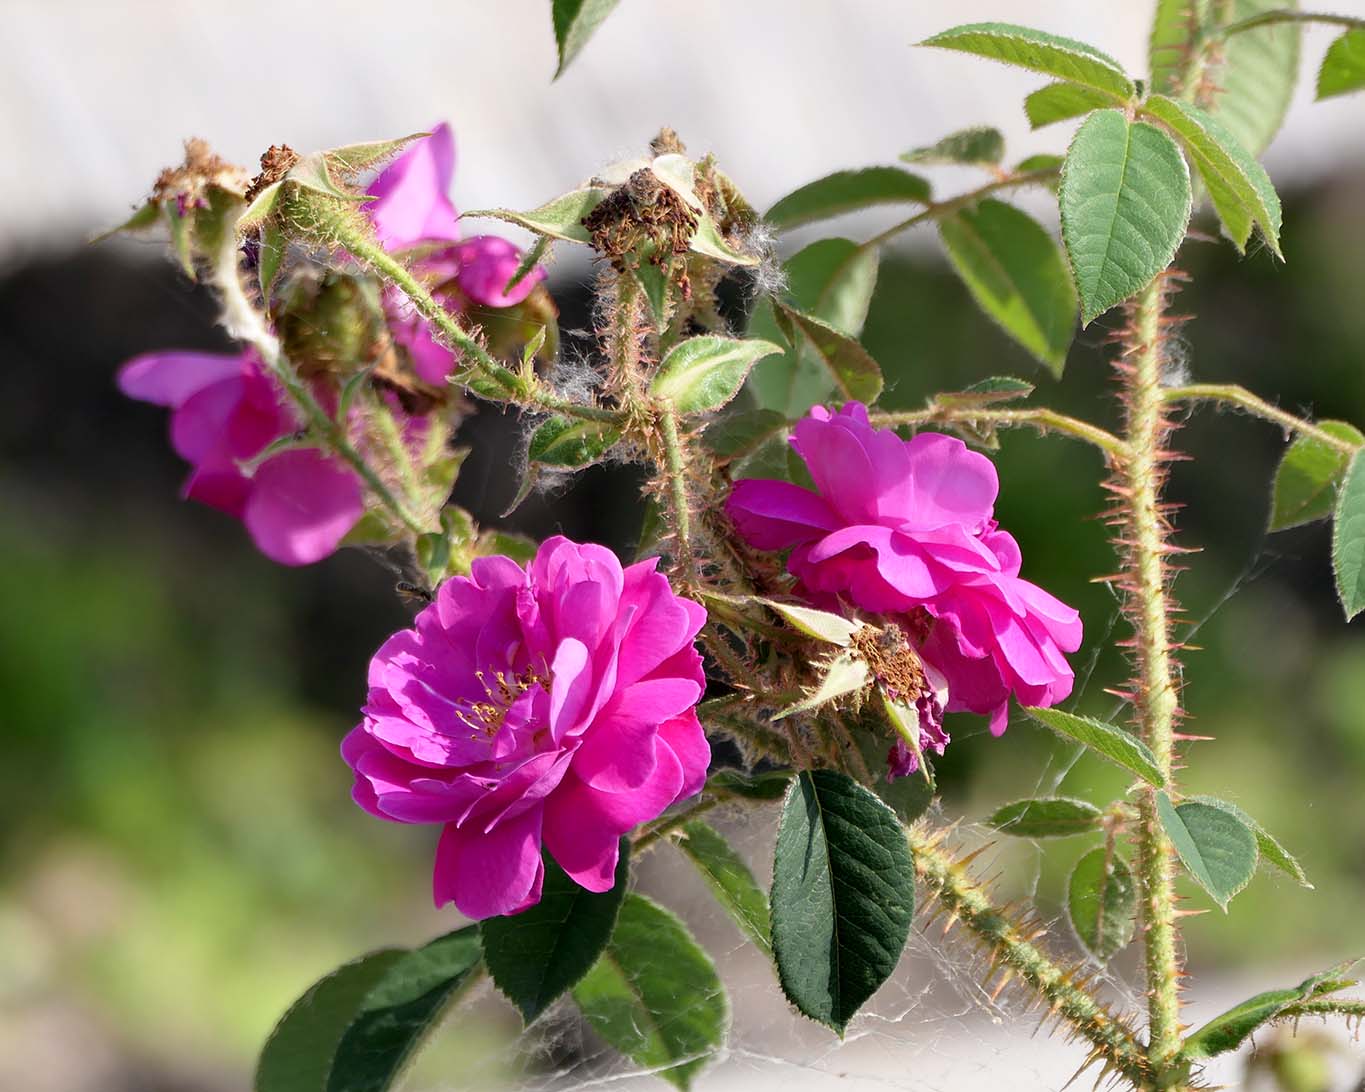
[365,123,547,384]
[342,536,710,919]
[118,349,364,565]
[727,402,1081,757]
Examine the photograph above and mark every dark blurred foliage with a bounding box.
[2,173,1364,1088]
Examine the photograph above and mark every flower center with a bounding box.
[455,662,552,739]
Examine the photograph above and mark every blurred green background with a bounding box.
[2,169,1364,1089]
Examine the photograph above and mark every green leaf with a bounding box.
[552,0,620,77]
[689,211,760,266]
[1332,451,1365,619]
[921,23,1137,101]
[773,651,870,720]
[938,198,1077,376]
[847,710,936,824]
[936,376,1035,408]
[326,927,483,1092]
[1148,0,1195,96]
[765,167,930,231]
[256,949,406,1092]
[1014,153,1066,175]
[323,134,427,177]
[1142,94,1282,257]
[1022,706,1166,787]
[747,238,881,416]
[1024,82,1114,128]
[706,768,794,802]
[1183,961,1361,1059]
[258,222,288,301]
[527,415,621,469]
[902,127,1005,167]
[772,304,884,406]
[480,846,629,1024]
[1318,28,1365,99]
[287,152,372,204]
[1067,847,1137,961]
[1184,794,1313,889]
[1059,110,1191,324]
[1156,793,1259,911]
[1270,420,1363,530]
[650,336,783,415]
[771,770,916,1034]
[755,598,861,646]
[702,409,788,462]
[676,821,773,955]
[572,893,727,1090]
[467,187,608,244]
[989,796,1104,837]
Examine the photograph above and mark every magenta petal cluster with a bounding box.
[343,536,711,919]
[365,123,546,383]
[727,403,1082,738]
[118,349,363,564]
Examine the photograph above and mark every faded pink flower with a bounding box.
[365,123,546,384]
[727,402,1081,758]
[342,536,710,919]
[119,349,364,565]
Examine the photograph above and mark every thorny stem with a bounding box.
[1120,279,1185,1081]
[321,208,624,425]
[657,406,697,584]
[1275,998,1365,1022]
[212,215,427,535]
[1163,383,1364,456]
[871,406,1128,458]
[908,827,1152,1088]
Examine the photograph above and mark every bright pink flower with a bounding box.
[365,123,546,383]
[727,402,1081,747]
[118,349,364,565]
[343,537,710,919]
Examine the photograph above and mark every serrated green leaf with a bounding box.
[1024,81,1114,128]
[1333,451,1365,619]
[1023,706,1166,786]
[773,651,870,720]
[1318,28,1365,99]
[1157,794,1259,911]
[921,22,1136,101]
[480,846,628,1024]
[1218,0,1302,156]
[902,127,1005,167]
[1270,420,1363,530]
[706,768,794,802]
[468,188,608,244]
[771,770,916,1033]
[1184,795,1312,889]
[756,598,861,646]
[939,198,1077,376]
[771,304,884,407]
[572,893,727,1090]
[527,415,621,469]
[677,821,772,955]
[1059,110,1192,324]
[651,336,783,414]
[1143,94,1282,257]
[552,0,620,77]
[326,927,482,1092]
[1067,847,1137,961]
[1183,960,1361,1059]
[256,949,406,1092]
[765,167,930,231]
[990,796,1104,837]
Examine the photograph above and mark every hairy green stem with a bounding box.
[1163,383,1363,455]
[1275,998,1365,1022]
[632,796,721,853]
[908,828,1152,1088]
[1122,280,1184,1079]
[871,405,1128,458]
[1219,9,1365,36]
[657,406,697,583]
[213,216,427,535]
[316,203,622,425]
